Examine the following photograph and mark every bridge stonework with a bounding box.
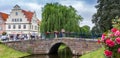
[3,38,101,55]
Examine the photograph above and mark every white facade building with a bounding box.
[6,5,39,35]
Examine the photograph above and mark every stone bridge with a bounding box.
[3,38,101,55]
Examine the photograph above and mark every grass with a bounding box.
[80,48,105,58]
[58,44,72,55]
[0,43,30,58]
[59,44,67,50]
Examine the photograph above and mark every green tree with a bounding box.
[40,3,82,33]
[2,32,7,35]
[81,25,90,32]
[91,26,102,38]
[79,25,91,38]
[92,0,120,33]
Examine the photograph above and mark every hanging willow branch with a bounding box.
[40,3,83,33]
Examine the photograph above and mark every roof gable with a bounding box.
[22,10,33,22]
[0,12,8,21]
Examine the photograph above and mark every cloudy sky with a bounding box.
[0,0,97,28]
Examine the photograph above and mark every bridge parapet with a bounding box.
[3,38,101,55]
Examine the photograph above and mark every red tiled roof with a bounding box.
[22,10,33,22]
[0,12,8,21]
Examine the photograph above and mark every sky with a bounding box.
[0,0,97,28]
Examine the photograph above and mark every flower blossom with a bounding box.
[110,34,114,37]
[104,50,112,57]
[97,39,101,44]
[114,30,120,36]
[118,48,120,53]
[105,39,115,47]
[116,37,120,44]
[111,28,117,33]
[101,34,106,41]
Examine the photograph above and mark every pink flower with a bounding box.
[110,34,114,37]
[104,50,112,57]
[97,39,101,44]
[114,30,120,36]
[101,34,106,41]
[111,28,117,33]
[105,39,115,47]
[116,37,120,44]
[118,48,120,53]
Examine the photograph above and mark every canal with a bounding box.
[22,55,80,58]
[22,43,80,58]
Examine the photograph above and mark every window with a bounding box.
[16,12,18,15]
[0,27,2,30]
[13,25,15,29]
[17,19,19,22]
[8,25,11,29]
[0,20,2,24]
[31,25,33,29]
[18,25,21,29]
[15,19,16,22]
[12,19,14,22]
[30,25,33,29]
[35,26,37,30]
[23,25,26,29]
[20,18,22,22]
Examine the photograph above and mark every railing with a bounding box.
[0,37,97,43]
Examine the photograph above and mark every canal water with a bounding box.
[22,55,80,58]
[22,43,80,58]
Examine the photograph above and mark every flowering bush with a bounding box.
[100,28,120,58]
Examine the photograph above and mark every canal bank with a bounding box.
[80,48,105,58]
[0,42,103,58]
[1,41,79,58]
[22,54,80,58]
[0,43,29,58]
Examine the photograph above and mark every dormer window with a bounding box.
[16,12,18,15]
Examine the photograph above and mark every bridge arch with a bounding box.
[49,42,72,55]
[3,39,100,55]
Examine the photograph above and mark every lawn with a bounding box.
[80,48,106,58]
[0,43,29,58]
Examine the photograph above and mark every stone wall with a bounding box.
[3,38,101,55]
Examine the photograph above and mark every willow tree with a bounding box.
[40,3,82,33]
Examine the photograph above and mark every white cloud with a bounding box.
[0,0,44,20]
[0,0,97,28]
[27,3,43,10]
[21,3,44,20]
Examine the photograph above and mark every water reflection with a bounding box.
[22,55,79,58]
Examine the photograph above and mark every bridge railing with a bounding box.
[0,37,98,43]
[41,32,102,39]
